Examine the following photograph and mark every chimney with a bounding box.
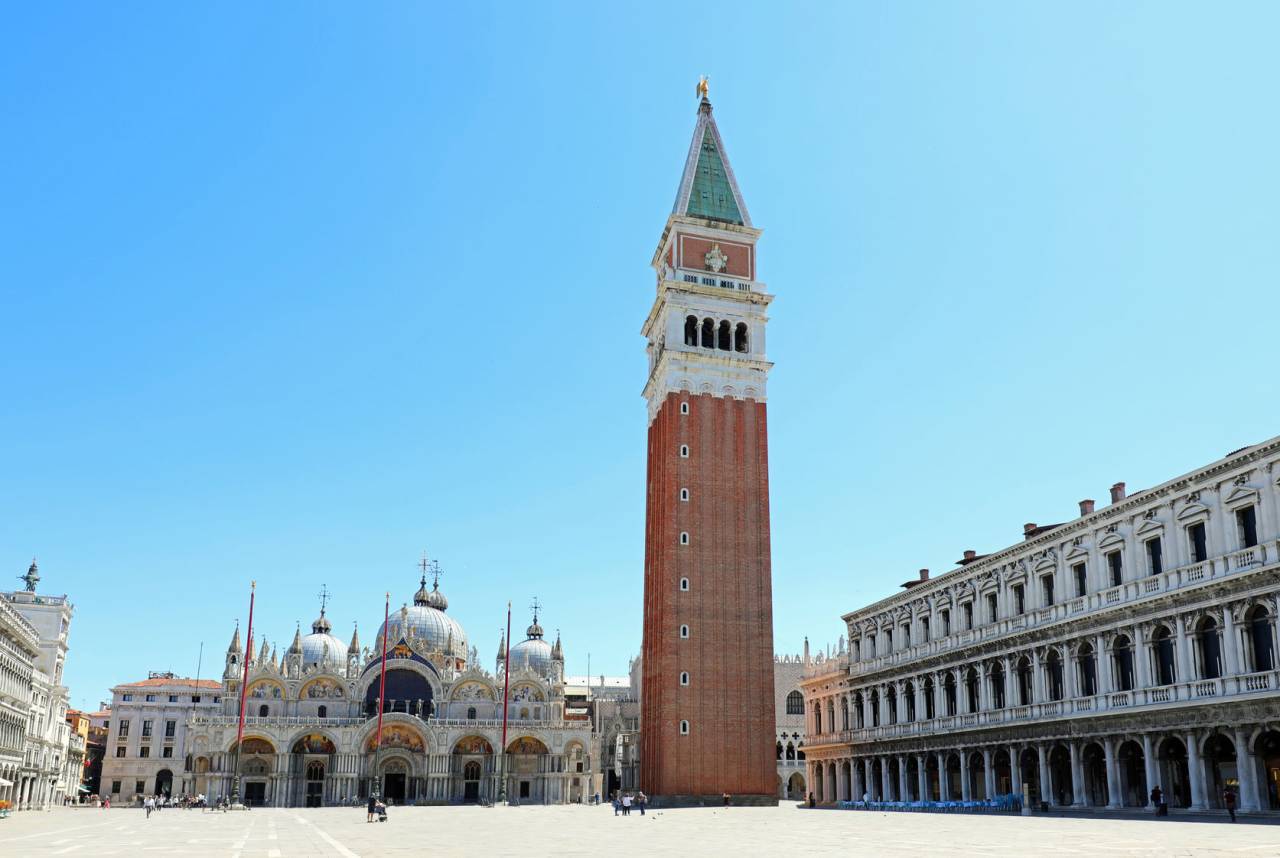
[1110,482,1126,504]
[1079,499,1095,516]
[1024,522,1038,538]
[918,568,929,582]
[963,550,976,562]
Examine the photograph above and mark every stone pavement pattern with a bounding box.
[0,806,1275,857]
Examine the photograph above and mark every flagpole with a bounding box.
[372,592,390,802]
[232,581,255,807]
[498,600,512,805]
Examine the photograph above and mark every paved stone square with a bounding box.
[0,805,1275,857]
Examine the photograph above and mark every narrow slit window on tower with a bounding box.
[680,672,689,686]
[679,720,690,735]
[680,624,689,639]
[680,488,689,502]
[679,531,689,545]
[679,445,689,458]
[679,577,689,591]
[680,402,689,415]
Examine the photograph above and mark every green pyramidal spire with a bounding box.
[672,96,751,227]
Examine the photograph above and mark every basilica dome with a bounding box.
[378,575,468,662]
[509,618,553,676]
[300,611,347,668]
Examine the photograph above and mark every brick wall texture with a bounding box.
[641,390,775,798]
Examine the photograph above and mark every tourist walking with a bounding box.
[367,794,377,823]
[144,795,155,819]
[637,791,647,816]
[612,791,620,815]
[1223,788,1237,823]
[622,793,632,815]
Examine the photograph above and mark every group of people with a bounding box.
[611,791,647,816]
[366,795,389,822]
[1148,785,1238,822]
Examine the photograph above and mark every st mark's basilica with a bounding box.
[181,568,591,807]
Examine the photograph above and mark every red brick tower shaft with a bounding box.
[640,90,776,804]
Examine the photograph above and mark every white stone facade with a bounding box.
[802,436,1280,813]
[2,573,75,811]
[0,597,39,808]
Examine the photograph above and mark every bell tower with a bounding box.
[640,84,776,804]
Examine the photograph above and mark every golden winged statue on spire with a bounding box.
[696,75,709,100]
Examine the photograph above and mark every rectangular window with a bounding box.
[141,720,153,737]
[135,780,144,795]
[963,603,973,630]
[122,694,133,702]
[885,629,893,651]
[165,720,176,738]
[145,694,156,702]
[1237,505,1258,548]
[941,610,950,636]
[118,720,130,737]
[1146,537,1163,576]
[1107,550,1123,587]
[162,746,173,758]
[140,746,150,758]
[192,696,201,704]
[901,624,910,648]
[1188,522,1208,563]
[168,695,177,703]
[1073,563,1087,597]
[111,780,121,794]
[1041,575,1054,606]
[920,617,930,642]
[867,633,876,656]
[986,593,998,623]
[1013,585,1025,615]
[115,746,126,758]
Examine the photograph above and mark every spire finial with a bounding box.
[318,584,330,617]
[696,74,709,102]
[418,551,430,589]
[529,595,542,624]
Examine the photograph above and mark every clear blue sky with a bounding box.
[3,3,1277,711]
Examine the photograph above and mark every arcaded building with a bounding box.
[640,84,776,804]
[803,437,1280,813]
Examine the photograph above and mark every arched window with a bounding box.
[964,668,980,713]
[886,686,897,724]
[734,322,748,353]
[786,742,795,760]
[1248,606,1275,672]
[785,691,804,715]
[679,624,690,639]
[701,318,715,348]
[1113,635,1135,691]
[467,706,477,720]
[814,703,823,734]
[258,704,268,718]
[904,682,916,722]
[684,315,698,346]
[869,690,880,727]
[679,577,690,591]
[840,696,849,729]
[717,320,731,351]
[989,664,1005,709]
[942,673,957,716]
[922,677,935,719]
[679,672,690,686]
[1046,650,1064,701]
[776,741,783,760]
[1016,656,1033,705]
[826,698,835,730]
[1152,625,1177,685]
[317,705,327,719]
[1196,617,1222,679]
[1077,644,1097,697]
